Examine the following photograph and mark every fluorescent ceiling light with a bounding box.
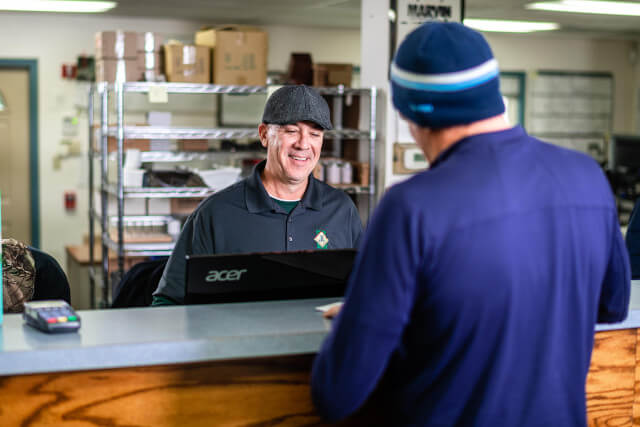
[527,0,640,16]
[0,0,116,13]
[464,19,560,33]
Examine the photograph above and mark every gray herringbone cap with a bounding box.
[261,85,333,130]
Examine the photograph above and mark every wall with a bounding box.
[0,11,361,273]
[266,25,360,71]
[486,32,636,134]
[361,12,640,188]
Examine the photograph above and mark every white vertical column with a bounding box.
[360,0,397,192]
[360,0,465,191]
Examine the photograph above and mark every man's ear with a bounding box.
[258,123,269,148]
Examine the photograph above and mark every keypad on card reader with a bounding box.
[23,300,81,333]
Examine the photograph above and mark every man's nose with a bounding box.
[294,132,311,149]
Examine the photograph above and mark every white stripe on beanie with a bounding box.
[391,58,499,91]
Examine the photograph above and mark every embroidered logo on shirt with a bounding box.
[314,230,329,249]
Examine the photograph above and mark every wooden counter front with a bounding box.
[0,355,323,426]
[0,328,637,426]
[586,328,638,426]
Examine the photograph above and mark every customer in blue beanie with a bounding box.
[311,22,630,426]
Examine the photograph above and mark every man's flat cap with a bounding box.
[262,85,333,130]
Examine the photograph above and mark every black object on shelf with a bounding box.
[76,55,95,81]
[287,53,313,85]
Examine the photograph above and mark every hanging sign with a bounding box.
[394,0,464,147]
[396,0,464,47]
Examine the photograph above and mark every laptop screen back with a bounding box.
[185,249,357,304]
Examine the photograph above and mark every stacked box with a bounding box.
[170,198,203,215]
[195,26,268,85]
[137,32,163,81]
[95,31,138,83]
[96,59,138,83]
[106,137,150,152]
[164,44,210,83]
[313,63,353,87]
[178,139,209,151]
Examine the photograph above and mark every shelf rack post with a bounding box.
[332,84,344,159]
[115,82,125,293]
[368,86,377,220]
[88,84,95,308]
[99,83,109,308]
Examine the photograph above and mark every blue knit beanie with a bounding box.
[391,22,505,129]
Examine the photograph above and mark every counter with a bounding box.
[1,287,640,426]
[0,298,341,426]
[0,297,334,376]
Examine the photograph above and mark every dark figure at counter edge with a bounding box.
[152,85,363,305]
[311,22,630,426]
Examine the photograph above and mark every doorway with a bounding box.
[0,59,39,247]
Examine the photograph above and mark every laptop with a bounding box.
[185,249,357,304]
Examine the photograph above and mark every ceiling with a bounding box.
[99,0,640,36]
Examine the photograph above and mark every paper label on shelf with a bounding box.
[148,85,168,104]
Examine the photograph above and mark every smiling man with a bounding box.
[152,85,363,305]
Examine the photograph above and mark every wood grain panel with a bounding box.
[2,329,640,426]
[633,328,640,426]
[586,329,637,427]
[0,354,327,427]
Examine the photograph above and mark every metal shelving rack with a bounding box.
[88,82,377,308]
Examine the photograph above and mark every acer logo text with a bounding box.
[205,269,248,282]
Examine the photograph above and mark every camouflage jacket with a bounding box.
[2,238,35,313]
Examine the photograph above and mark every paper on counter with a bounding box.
[315,301,343,313]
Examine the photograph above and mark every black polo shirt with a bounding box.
[153,160,363,304]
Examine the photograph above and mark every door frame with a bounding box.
[0,59,39,248]
[500,71,526,127]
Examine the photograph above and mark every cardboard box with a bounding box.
[170,198,203,215]
[96,58,139,83]
[178,139,209,151]
[164,44,210,83]
[137,32,163,52]
[313,63,353,87]
[195,26,267,85]
[137,52,162,81]
[95,31,137,59]
[354,162,369,186]
[137,52,162,72]
[104,136,151,153]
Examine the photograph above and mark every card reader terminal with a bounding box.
[23,300,81,333]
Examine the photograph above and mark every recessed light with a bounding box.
[0,0,117,13]
[527,0,640,16]
[464,19,560,33]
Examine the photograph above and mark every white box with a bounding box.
[197,167,242,190]
[147,111,172,126]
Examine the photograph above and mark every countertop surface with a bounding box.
[595,279,640,331]
[1,280,639,377]
[0,297,336,376]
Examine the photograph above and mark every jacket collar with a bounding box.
[245,160,324,213]
[430,125,525,169]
